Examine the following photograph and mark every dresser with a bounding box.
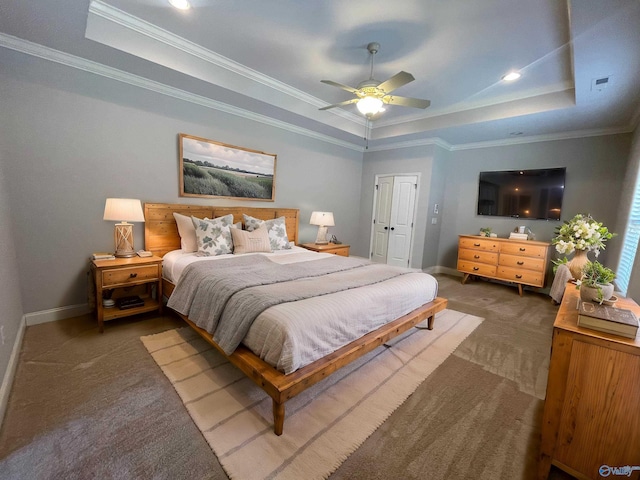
[538,284,640,479]
[457,235,550,296]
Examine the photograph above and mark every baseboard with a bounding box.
[24,303,92,326]
[0,315,26,429]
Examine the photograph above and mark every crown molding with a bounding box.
[367,137,452,152]
[450,125,634,151]
[373,81,575,129]
[0,33,633,155]
[88,0,365,128]
[0,32,363,152]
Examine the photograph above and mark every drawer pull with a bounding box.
[129,273,138,278]
[515,274,523,279]
[517,261,524,265]
[473,267,480,271]
[474,255,480,259]
[519,247,526,251]
[473,243,481,247]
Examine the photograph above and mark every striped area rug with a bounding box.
[141,309,483,480]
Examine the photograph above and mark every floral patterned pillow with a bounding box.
[243,214,292,251]
[191,214,234,256]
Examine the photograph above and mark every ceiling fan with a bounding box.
[319,42,431,118]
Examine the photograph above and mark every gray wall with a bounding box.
[0,72,363,315]
[437,135,633,274]
[0,142,25,407]
[358,145,438,268]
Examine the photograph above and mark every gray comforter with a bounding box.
[167,254,413,355]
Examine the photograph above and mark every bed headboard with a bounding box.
[144,203,300,257]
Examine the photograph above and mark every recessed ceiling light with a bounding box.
[169,0,191,10]
[510,131,524,136]
[502,71,521,82]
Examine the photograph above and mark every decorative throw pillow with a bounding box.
[231,225,271,254]
[173,212,199,253]
[191,214,234,256]
[243,214,292,251]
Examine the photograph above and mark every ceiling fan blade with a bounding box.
[383,95,431,109]
[319,98,359,111]
[320,80,359,94]
[376,71,415,94]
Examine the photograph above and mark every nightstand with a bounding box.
[301,242,350,257]
[90,255,163,333]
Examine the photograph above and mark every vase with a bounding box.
[580,283,615,303]
[568,250,589,280]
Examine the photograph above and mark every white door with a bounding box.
[371,175,418,267]
[371,176,393,264]
[387,176,417,267]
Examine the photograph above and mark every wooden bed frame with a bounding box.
[144,203,448,435]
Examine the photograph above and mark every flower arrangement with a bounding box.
[479,227,492,237]
[552,213,615,257]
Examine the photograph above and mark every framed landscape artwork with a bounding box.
[179,133,276,201]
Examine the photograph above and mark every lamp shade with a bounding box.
[103,198,145,222]
[356,96,384,116]
[309,211,335,227]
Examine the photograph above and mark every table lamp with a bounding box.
[103,198,145,257]
[309,211,334,245]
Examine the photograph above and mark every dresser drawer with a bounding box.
[500,242,547,258]
[497,266,544,287]
[458,248,499,265]
[458,237,500,252]
[457,260,497,277]
[101,265,159,288]
[498,253,545,272]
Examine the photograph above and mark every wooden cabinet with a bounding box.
[301,242,350,257]
[91,256,163,333]
[457,235,549,296]
[539,284,640,479]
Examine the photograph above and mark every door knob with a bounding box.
[384,226,388,230]
[390,227,395,231]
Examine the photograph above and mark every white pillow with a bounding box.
[191,214,234,256]
[231,225,271,254]
[243,214,292,251]
[173,212,198,253]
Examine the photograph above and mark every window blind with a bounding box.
[616,182,640,296]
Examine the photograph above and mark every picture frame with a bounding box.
[179,133,276,201]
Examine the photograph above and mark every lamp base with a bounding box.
[114,222,136,258]
[314,225,329,245]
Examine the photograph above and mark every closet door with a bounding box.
[371,175,417,267]
[387,176,417,267]
[371,176,393,264]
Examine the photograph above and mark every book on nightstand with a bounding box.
[92,252,115,260]
[578,301,639,338]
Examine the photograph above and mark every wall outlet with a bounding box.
[433,204,439,214]
[0,325,5,345]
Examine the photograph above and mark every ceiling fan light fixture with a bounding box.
[502,71,521,82]
[356,96,384,116]
[169,0,191,10]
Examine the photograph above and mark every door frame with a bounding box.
[369,172,421,267]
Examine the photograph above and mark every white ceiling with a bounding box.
[1,0,639,151]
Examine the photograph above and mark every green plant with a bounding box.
[552,213,615,257]
[581,260,615,287]
[479,227,492,237]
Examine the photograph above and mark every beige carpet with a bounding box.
[141,309,483,480]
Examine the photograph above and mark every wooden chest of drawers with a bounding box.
[457,235,550,296]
